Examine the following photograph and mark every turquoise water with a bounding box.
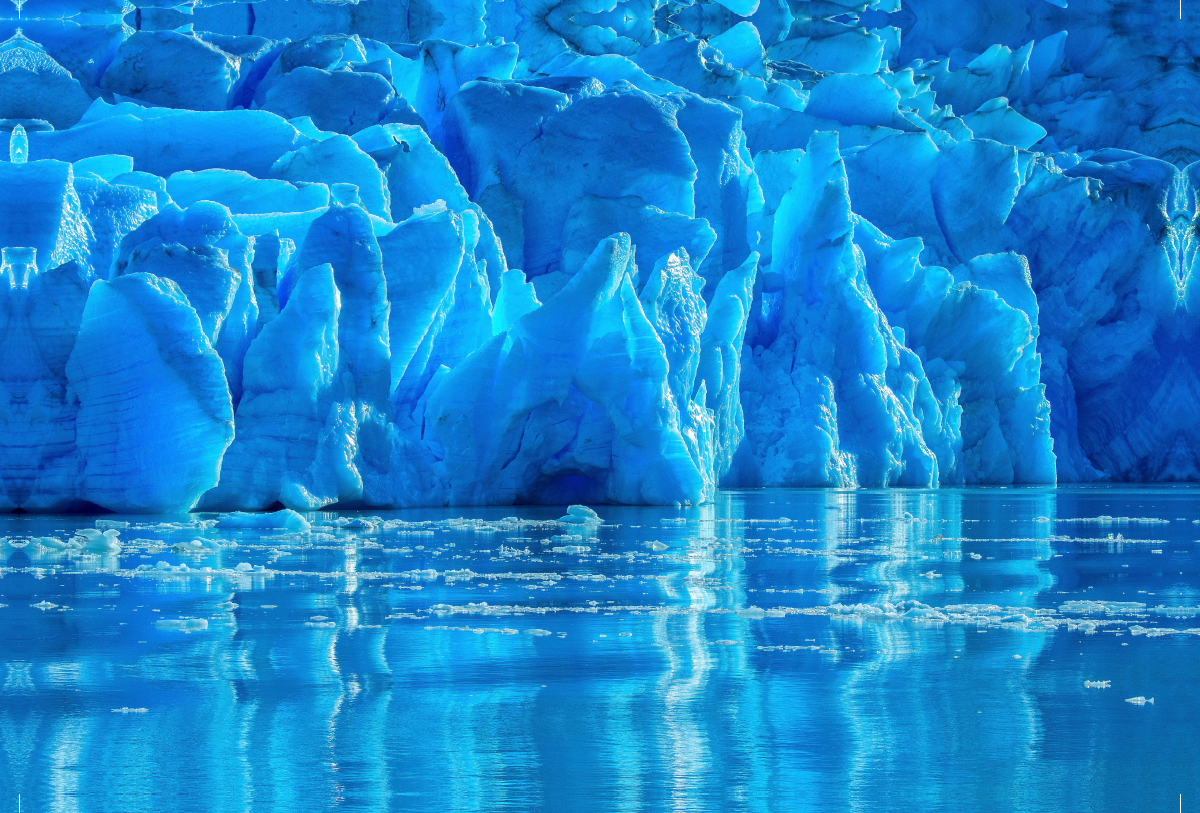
[1,487,1198,812]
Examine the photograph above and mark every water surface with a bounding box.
[2,486,1197,812]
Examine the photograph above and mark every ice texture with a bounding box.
[68,273,234,512]
[0,0,1194,510]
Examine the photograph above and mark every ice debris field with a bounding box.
[7,498,1200,643]
[0,0,1197,512]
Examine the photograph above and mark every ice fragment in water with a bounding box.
[559,505,602,525]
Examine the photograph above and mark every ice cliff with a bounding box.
[0,0,1194,511]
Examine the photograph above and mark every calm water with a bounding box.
[1,487,1197,813]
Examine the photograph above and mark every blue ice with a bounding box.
[0,0,1195,511]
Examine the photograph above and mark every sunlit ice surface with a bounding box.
[1,487,1198,812]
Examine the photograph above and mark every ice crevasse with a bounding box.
[0,0,1192,511]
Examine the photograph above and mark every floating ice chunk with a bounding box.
[155,618,209,631]
[216,509,311,532]
[399,569,439,581]
[1124,696,1154,706]
[1084,680,1111,689]
[901,605,948,621]
[559,505,602,525]
[149,561,191,573]
[72,529,121,553]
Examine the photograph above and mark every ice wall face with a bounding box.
[1,0,1198,510]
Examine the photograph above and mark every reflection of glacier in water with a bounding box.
[1,487,1198,811]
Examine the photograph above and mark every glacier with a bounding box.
[0,0,1196,511]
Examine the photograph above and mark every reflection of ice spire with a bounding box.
[9,124,26,163]
[11,0,22,20]
[1167,170,1195,295]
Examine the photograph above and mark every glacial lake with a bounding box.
[1,486,1197,812]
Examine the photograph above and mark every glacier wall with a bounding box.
[0,0,1194,511]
